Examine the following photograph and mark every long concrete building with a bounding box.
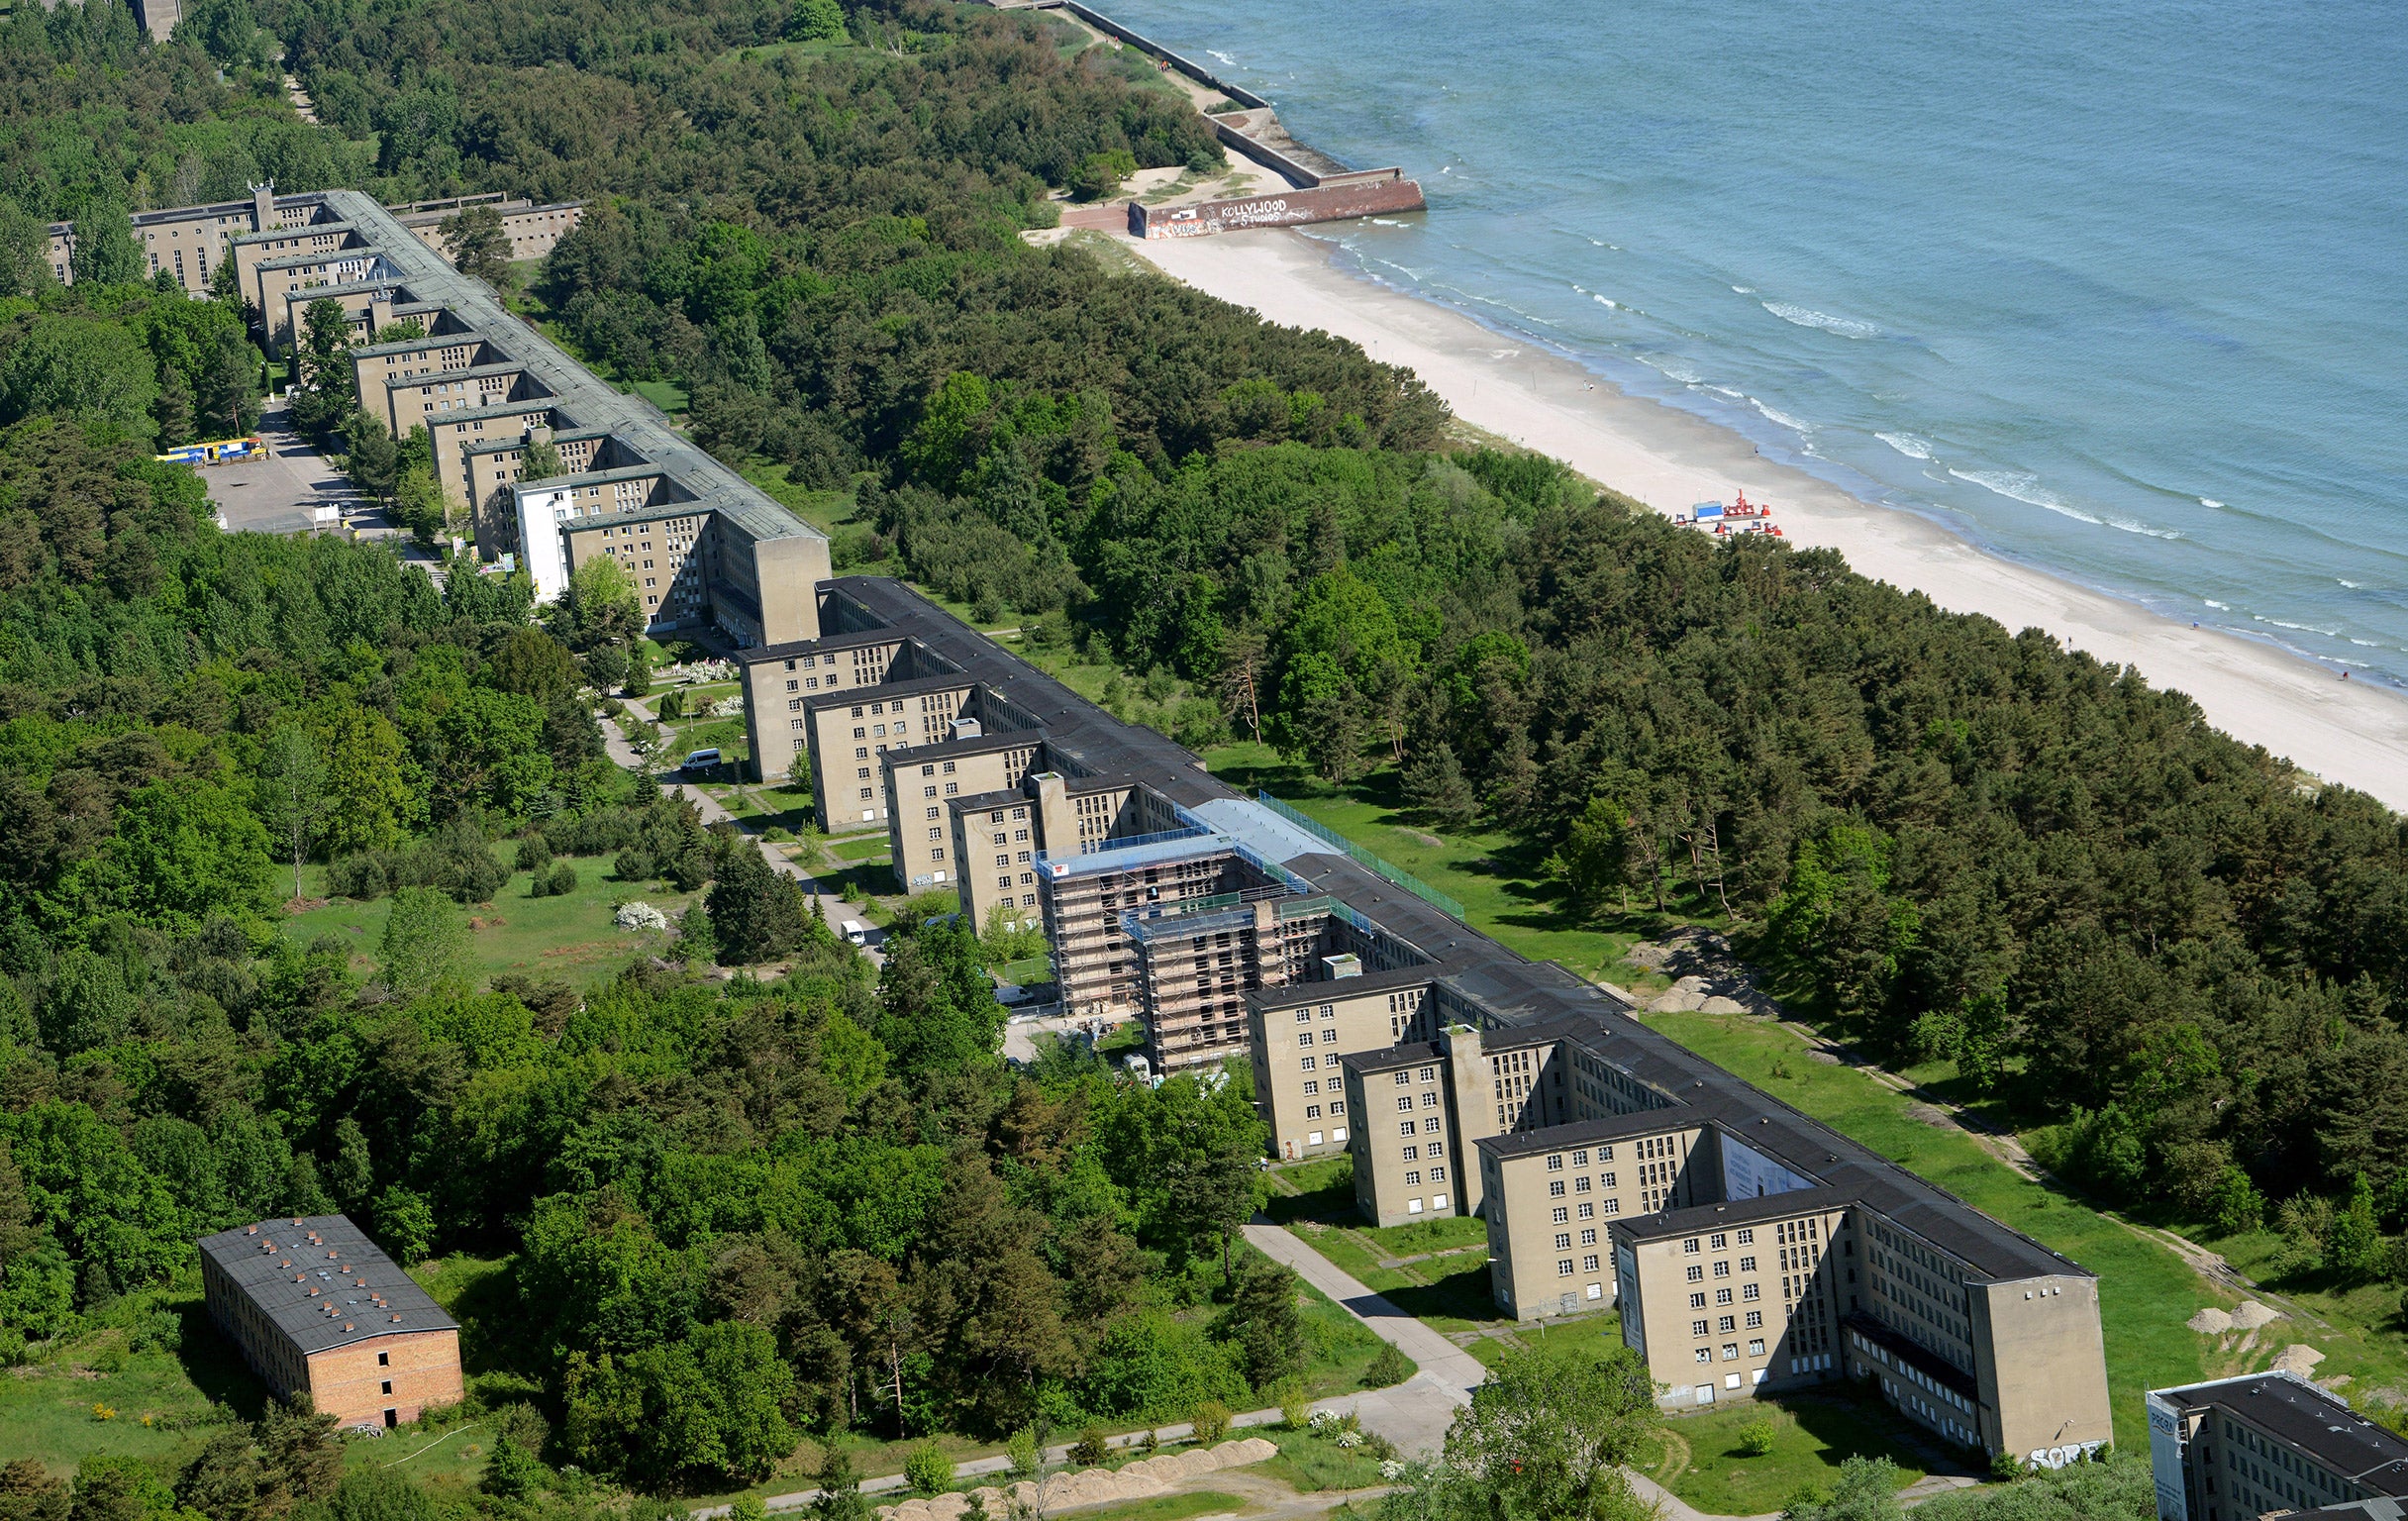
[198,188,832,645]
[198,1214,461,1428]
[45,184,579,299]
[738,577,2112,1466]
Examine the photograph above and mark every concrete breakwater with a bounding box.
[1129,172,1427,239]
[993,0,1428,234]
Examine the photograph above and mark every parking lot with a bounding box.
[200,398,361,535]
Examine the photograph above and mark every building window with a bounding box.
[1692,1321,1710,1338]
[1746,1311,1762,1329]
[1552,1207,1568,1224]
[1748,1339,1765,1357]
[1555,1233,1572,1251]
[1716,1288,1733,1305]
[1550,1181,1566,1197]
[1582,1255,1599,1272]
[1689,1292,1707,1309]
[1558,1260,1575,1277]
[1743,1283,1759,1300]
[1686,1266,1704,1282]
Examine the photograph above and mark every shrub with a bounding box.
[515,837,552,873]
[1188,1400,1230,1445]
[1362,1341,1413,1388]
[1006,1427,1040,1478]
[1738,1417,1777,1457]
[328,851,399,899]
[904,1443,953,1495]
[1069,1426,1108,1467]
[1278,1382,1312,1431]
[546,862,579,897]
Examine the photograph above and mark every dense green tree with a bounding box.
[707,848,816,964]
[377,886,472,999]
[439,205,514,287]
[68,201,144,288]
[0,316,158,436]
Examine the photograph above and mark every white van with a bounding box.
[841,920,869,946]
[680,748,721,772]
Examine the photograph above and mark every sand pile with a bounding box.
[875,1438,1280,1521]
[2187,1307,2234,1334]
[2232,1300,2284,1331]
[2271,1345,2325,1377]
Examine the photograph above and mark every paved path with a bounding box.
[597,695,862,947]
[1243,1221,1490,1399]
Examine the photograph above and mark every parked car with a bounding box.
[680,748,721,772]
[841,920,869,945]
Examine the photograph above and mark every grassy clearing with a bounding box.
[829,834,894,862]
[280,859,696,987]
[1646,1388,1936,1516]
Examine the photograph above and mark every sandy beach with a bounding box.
[1116,227,2408,813]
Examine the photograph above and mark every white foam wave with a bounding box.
[1751,398,1812,434]
[1644,355,1703,384]
[2199,497,2225,509]
[2351,639,2382,648]
[2339,578,2363,588]
[1876,432,1934,460]
[1731,285,1756,294]
[1947,468,2105,527]
[1370,219,1404,227]
[1706,385,1745,400]
[1593,294,1620,309]
[2255,615,2342,637]
[2204,600,2230,610]
[2105,517,2182,541]
[1763,301,1879,339]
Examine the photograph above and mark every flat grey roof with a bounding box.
[198,1213,455,1357]
[1340,1041,1442,1075]
[2155,1374,2408,1490]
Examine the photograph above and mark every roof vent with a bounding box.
[343,1323,352,1332]
[246,1225,257,1235]
[391,1314,403,1323]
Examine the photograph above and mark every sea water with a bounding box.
[1093,0,2408,684]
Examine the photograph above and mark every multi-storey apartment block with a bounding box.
[47,186,829,649]
[2149,1373,2408,1521]
[198,1214,461,1428]
[45,183,579,299]
[728,578,2104,1475]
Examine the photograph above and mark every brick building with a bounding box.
[197,1215,462,1430]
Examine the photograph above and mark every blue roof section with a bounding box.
[1186,796,1331,864]
[1037,828,1221,879]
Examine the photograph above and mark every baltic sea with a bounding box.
[1094,0,2408,683]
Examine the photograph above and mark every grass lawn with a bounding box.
[1280,1219,1494,1333]
[280,859,697,987]
[829,834,894,862]
[1647,1387,1936,1516]
[1295,1277,1417,1398]
[1000,955,1054,987]
[629,377,687,414]
[1465,1310,1625,1369]
[0,1301,241,1479]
